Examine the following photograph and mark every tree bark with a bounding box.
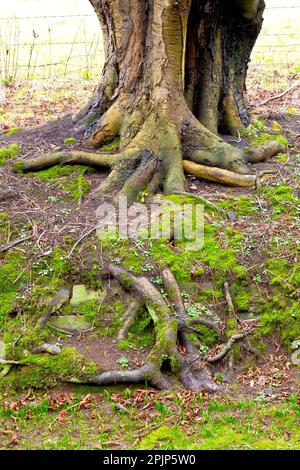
[77,0,265,138]
[185,0,265,135]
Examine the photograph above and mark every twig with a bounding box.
[68,225,100,258]
[0,358,28,366]
[258,82,299,107]
[117,301,142,342]
[224,282,239,323]
[0,235,33,254]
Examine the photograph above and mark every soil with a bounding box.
[0,83,299,400]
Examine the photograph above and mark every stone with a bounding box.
[70,285,100,305]
[48,316,92,332]
[32,343,62,355]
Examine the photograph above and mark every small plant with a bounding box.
[186,305,200,318]
[181,291,190,300]
[139,190,149,203]
[82,70,92,81]
[64,137,77,145]
[117,356,129,369]
[47,195,58,203]
[5,127,20,136]
[141,262,154,272]
[152,276,163,285]
[253,274,262,283]
[199,344,209,356]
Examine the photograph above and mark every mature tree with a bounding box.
[19,0,284,391]
[23,0,271,202]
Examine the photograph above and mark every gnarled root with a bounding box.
[77,265,246,392]
[244,141,286,164]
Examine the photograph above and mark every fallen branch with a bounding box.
[0,358,28,366]
[183,160,257,187]
[38,287,71,331]
[258,82,299,107]
[0,236,33,254]
[224,282,238,321]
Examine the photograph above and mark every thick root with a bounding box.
[77,265,224,392]
[183,160,257,187]
[18,151,119,173]
[244,141,286,164]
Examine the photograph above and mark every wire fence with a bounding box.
[0,5,300,82]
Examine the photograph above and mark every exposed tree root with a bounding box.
[117,301,143,343]
[37,287,71,332]
[20,151,119,173]
[183,160,257,187]
[74,265,247,392]
[244,141,286,164]
[208,333,247,363]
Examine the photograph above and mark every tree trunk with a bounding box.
[23,0,268,200]
[77,0,265,136]
[15,0,281,393]
[186,0,265,135]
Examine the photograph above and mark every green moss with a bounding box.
[252,133,288,148]
[5,127,20,137]
[99,137,120,152]
[64,138,77,145]
[67,174,90,201]
[217,196,258,217]
[28,164,90,181]
[30,247,72,292]
[224,228,245,250]
[240,120,266,138]
[235,290,251,312]
[75,300,101,321]
[0,252,28,325]
[197,325,219,348]
[0,143,21,165]
[276,153,288,163]
[256,258,300,347]
[259,301,300,348]
[1,347,99,389]
[12,161,25,173]
[127,310,154,348]
[27,164,92,202]
[263,185,300,217]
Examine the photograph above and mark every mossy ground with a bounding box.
[0,143,21,165]
[0,80,300,449]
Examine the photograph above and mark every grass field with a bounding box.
[1,389,299,449]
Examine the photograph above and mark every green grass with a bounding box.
[0,392,298,450]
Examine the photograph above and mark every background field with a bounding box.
[0,0,300,81]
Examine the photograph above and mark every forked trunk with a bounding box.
[77,0,265,137]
